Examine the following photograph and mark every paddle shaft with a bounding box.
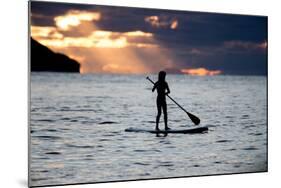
[146,76,200,125]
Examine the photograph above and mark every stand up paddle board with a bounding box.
[125,126,208,134]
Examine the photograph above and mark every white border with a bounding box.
[1,0,280,188]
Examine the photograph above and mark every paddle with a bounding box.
[146,76,200,125]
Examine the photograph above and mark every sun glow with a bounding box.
[181,68,222,76]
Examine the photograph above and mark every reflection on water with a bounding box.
[30,72,267,187]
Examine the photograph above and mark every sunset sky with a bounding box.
[30,1,267,75]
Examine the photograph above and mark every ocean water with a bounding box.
[29,72,267,187]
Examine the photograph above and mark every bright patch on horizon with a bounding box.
[181,68,222,76]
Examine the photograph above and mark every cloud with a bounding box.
[32,27,156,49]
[31,13,49,19]
[181,68,222,76]
[54,10,101,31]
[188,48,206,55]
[170,20,178,29]
[176,40,267,58]
[124,31,153,37]
[223,40,267,52]
[145,16,178,29]
[31,26,63,39]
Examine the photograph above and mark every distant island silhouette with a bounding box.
[31,38,80,72]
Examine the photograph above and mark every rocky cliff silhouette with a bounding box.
[31,38,80,72]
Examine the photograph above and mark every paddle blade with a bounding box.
[187,112,200,125]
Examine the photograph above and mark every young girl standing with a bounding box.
[152,71,171,130]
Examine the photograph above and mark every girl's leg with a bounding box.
[163,101,169,130]
[156,99,161,130]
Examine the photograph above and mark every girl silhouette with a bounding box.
[152,71,170,130]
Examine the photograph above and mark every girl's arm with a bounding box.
[166,82,170,95]
[152,82,157,92]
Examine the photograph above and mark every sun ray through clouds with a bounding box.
[31,10,176,74]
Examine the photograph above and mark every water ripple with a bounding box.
[45,152,61,155]
[65,144,95,149]
[33,135,61,140]
[98,121,118,125]
[133,149,147,153]
[216,139,233,143]
[134,162,150,166]
[242,146,258,151]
